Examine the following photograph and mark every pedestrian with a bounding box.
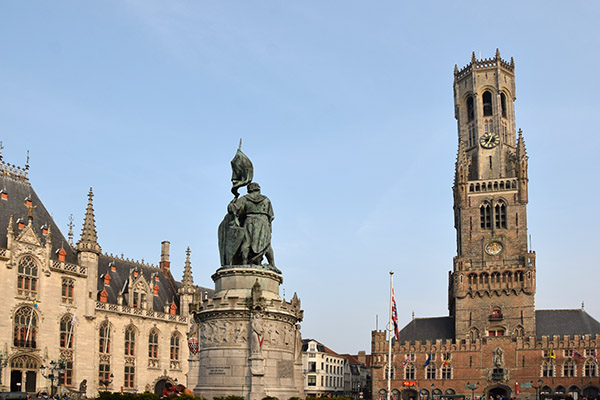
[176,384,194,397]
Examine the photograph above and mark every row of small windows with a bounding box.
[470,181,517,192]
[306,375,343,388]
[542,360,598,377]
[467,270,527,285]
[466,91,508,121]
[98,322,180,360]
[385,364,452,380]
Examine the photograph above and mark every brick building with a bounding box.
[371,51,600,400]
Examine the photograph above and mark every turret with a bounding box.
[178,247,195,316]
[76,188,101,317]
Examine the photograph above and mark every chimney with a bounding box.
[160,241,170,277]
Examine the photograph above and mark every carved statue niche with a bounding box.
[493,347,504,367]
[250,313,265,355]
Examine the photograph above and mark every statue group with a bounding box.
[218,144,278,271]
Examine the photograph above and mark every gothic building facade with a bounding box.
[371,51,600,400]
[0,160,213,396]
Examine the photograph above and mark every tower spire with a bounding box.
[76,187,101,254]
[182,247,194,288]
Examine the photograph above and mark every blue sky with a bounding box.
[1,1,599,354]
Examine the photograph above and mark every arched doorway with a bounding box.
[10,355,38,393]
[583,386,599,400]
[403,388,418,400]
[487,385,511,400]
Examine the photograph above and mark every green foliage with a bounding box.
[262,397,279,400]
[93,393,205,400]
[213,396,245,400]
[288,397,303,400]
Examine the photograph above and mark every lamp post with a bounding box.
[99,373,114,392]
[466,382,478,400]
[532,379,543,400]
[40,359,66,396]
[0,352,8,386]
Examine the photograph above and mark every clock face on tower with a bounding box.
[479,132,500,149]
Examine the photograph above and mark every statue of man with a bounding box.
[251,313,264,355]
[228,182,275,266]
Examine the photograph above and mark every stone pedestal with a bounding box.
[189,265,304,400]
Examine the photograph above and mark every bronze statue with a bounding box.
[218,145,277,269]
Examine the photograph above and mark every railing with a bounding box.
[14,339,36,348]
[51,260,88,277]
[95,301,187,323]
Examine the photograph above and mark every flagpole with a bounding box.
[24,305,35,346]
[387,271,394,400]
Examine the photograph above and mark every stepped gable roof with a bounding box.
[536,309,600,339]
[97,254,214,313]
[0,172,77,264]
[398,316,455,343]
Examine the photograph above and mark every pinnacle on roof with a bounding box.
[76,187,101,254]
[517,128,527,158]
[182,247,194,288]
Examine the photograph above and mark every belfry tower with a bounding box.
[449,50,536,340]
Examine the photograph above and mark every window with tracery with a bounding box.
[170,333,180,367]
[99,322,111,353]
[60,361,73,386]
[17,256,38,297]
[495,201,507,228]
[124,364,135,388]
[584,361,598,377]
[441,364,452,379]
[480,203,491,229]
[563,360,576,377]
[405,363,415,380]
[13,306,37,348]
[62,279,74,304]
[466,96,474,122]
[60,314,74,349]
[149,330,159,359]
[125,326,136,356]
[426,364,436,379]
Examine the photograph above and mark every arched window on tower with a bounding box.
[480,202,491,229]
[466,96,475,122]
[482,91,493,116]
[495,201,507,229]
[501,93,507,118]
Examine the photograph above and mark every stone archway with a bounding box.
[153,376,177,395]
[10,354,40,393]
[486,384,511,400]
[402,389,418,400]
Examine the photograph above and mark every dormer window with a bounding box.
[17,218,25,229]
[99,289,108,303]
[153,284,159,295]
[0,190,7,200]
[41,225,48,236]
[103,273,111,286]
[109,262,116,272]
[482,91,493,116]
[169,302,177,315]
[56,248,66,262]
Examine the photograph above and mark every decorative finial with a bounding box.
[495,48,501,59]
[76,187,101,254]
[0,141,3,162]
[412,311,415,320]
[68,214,74,246]
[454,64,458,74]
[471,51,477,63]
[582,301,585,310]
[182,246,194,288]
[510,56,515,66]
[238,138,242,150]
[26,150,30,170]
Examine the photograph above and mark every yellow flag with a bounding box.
[549,349,556,359]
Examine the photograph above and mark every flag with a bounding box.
[424,354,431,367]
[594,350,597,363]
[443,357,450,367]
[403,357,409,368]
[71,313,77,325]
[391,288,399,341]
[33,298,38,308]
[548,349,556,359]
[230,141,254,197]
[573,350,584,359]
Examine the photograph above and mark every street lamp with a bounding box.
[99,373,114,392]
[40,359,66,396]
[466,382,479,400]
[531,379,543,400]
[0,352,8,385]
